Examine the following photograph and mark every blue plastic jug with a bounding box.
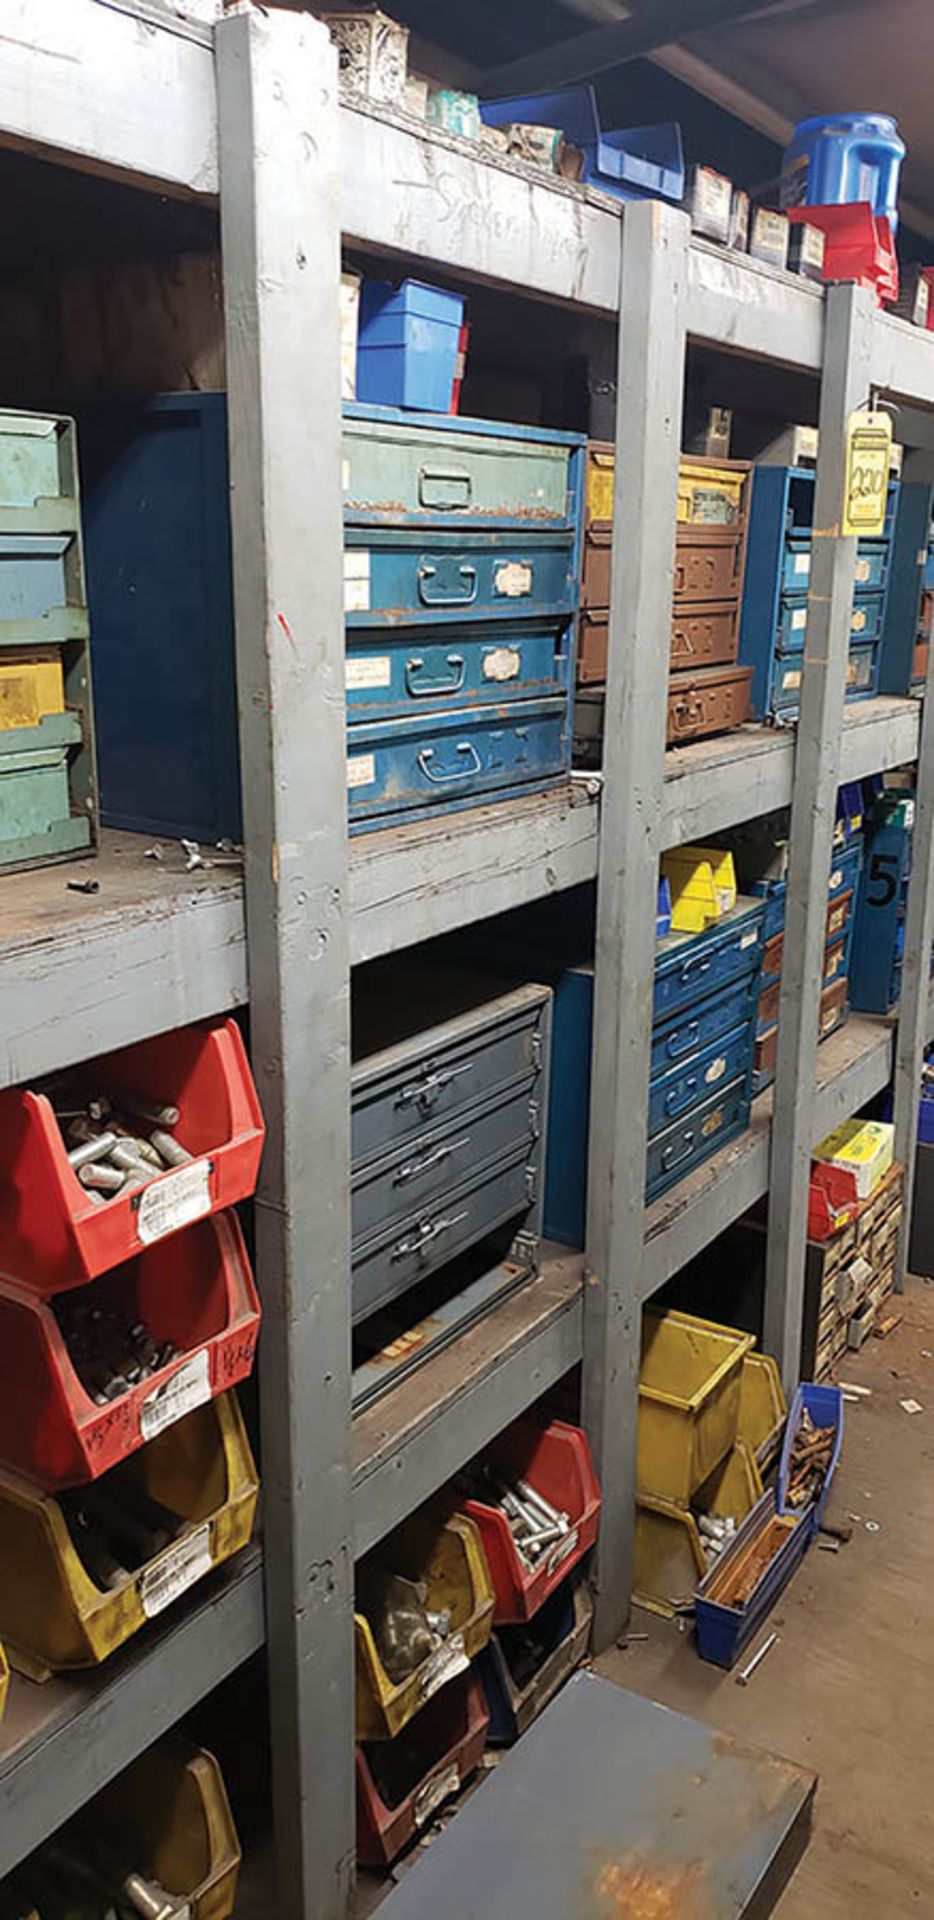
[781,113,905,233]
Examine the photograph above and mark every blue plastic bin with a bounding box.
[694,1491,811,1670]
[356,279,464,413]
[480,85,683,205]
[781,113,905,235]
[777,1382,844,1539]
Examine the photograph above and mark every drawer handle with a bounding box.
[418,561,478,607]
[396,1064,473,1111]
[664,1075,698,1117]
[419,463,472,510]
[417,741,482,784]
[391,1211,469,1262]
[664,1020,700,1062]
[393,1136,470,1185]
[406,652,467,697]
[681,955,713,982]
[661,1131,696,1172]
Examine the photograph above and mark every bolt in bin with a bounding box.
[736,1351,787,1470]
[461,1416,601,1624]
[0,1019,265,1294]
[638,1310,754,1505]
[0,1210,261,1489]
[356,1671,489,1868]
[0,1391,258,1679]
[67,1737,242,1920]
[355,1511,494,1741]
[633,1492,707,1617]
[475,1574,592,1745]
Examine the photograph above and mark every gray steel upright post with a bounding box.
[583,199,688,1651]
[764,282,875,1391]
[216,13,355,1918]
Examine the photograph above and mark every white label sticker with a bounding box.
[137,1160,212,1246]
[905,799,916,827]
[139,1524,212,1619]
[346,654,391,690]
[794,554,810,576]
[343,550,371,612]
[341,457,350,491]
[829,869,842,890]
[140,1348,211,1442]
[784,668,803,690]
[791,607,807,631]
[493,560,533,598]
[705,1054,727,1084]
[856,558,871,583]
[419,1631,468,1702]
[414,1763,460,1830]
[346,752,376,789]
[482,646,521,683]
[545,1525,580,1576]
[740,930,759,949]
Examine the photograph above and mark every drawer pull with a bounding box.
[393,1136,470,1185]
[664,1020,700,1061]
[419,463,472,510]
[391,1211,469,1262]
[681,954,713,982]
[405,651,467,697]
[395,1063,474,1112]
[661,1131,696,1172]
[417,741,482,784]
[418,561,478,607]
[664,1075,698,1117]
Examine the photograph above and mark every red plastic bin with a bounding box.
[0,1020,265,1295]
[356,1671,488,1869]
[789,203,898,305]
[461,1417,601,1624]
[0,1210,260,1489]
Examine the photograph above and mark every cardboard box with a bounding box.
[814,1119,894,1199]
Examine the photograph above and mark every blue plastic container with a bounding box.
[781,113,905,235]
[694,1491,811,1670]
[356,279,464,413]
[777,1383,844,1539]
[480,85,684,205]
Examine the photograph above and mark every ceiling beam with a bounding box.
[480,0,778,98]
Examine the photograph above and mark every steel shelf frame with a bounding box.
[2,6,934,1919]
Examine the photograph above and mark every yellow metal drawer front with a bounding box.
[0,652,64,731]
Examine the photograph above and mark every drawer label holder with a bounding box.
[139,1523,213,1619]
[137,1159,212,1245]
[140,1347,211,1441]
[419,1630,469,1702]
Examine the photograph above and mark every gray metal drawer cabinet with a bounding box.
[352,1078,540,1250]
[352,1146,539,1325]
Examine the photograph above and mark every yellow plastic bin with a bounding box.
[0,652,64,731]
[638,1309,754,1505]
[737,1352,787,1470]
[661,844,737,932]
[0,1638,8,1721]
[355,1510,494,1740]
[0,1392,258,1679]
[634,1494,706,1617]
[695,1438,764,1523]
[88,1737,241,1920]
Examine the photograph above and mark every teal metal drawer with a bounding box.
[344,527,577,626]
[0,710,91,868]
[346,618,573,720]
[0,534,88,646]
[346,696,569,831]
[0,412,79,531]
[343,404,584,530]
[645,1075,750,1205]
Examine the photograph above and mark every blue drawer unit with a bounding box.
[649,970,760,1078]
[345,618,573,722]
[776,591,884,652]
[343,405,585,533]
[828,836,863,902]
[646,1025,752,1138]
[344,527,578,628]
[653,898,765,1025]
[852,541,889,593]
[849,793,913,1013]
[879,480,932,694]
[645,1075,750,1205]
[346,697,569,831]
[770,641,878,718]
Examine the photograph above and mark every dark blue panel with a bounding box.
[879,479,931,695]
[80,394,241,844]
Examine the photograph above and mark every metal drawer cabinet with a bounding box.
[645,1076,751,1206]
[653,898,765,1026]
[647,1023,754,1141]
[649,972,760,1080]
[670,602,738,670]
[344,528,578,627]
[775,591,885,652]
[673,531,742,605]
[345,617,573,722]
[666,663,752,744]
[346,696,569,832]
[343,405,585,531]
[853,542,889,592]
[352,1147,539,1325]
[352,1078,540,1249]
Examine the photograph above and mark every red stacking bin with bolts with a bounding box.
[0,1020,265,1295]
[356,1672,489,1869]
[460,1417,601,1625]
[0,1210,260,1489]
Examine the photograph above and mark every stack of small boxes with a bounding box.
[0,1020,263,1683]
[0,410,97,875]
[807,1120,904,1374]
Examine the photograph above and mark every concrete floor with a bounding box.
[237,1277,934,1917]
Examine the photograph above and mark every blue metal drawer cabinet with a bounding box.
[344,528,578,627]
[346,698,569,827]
[653,899,765,1025]
[343,405,583,528]
[345,619,572,722]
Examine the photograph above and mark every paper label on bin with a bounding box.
[137,1160,211,1245]
[140,1348,211,1441]
[701,1106,725,1138]
[343,550,371,612]
[705,1054,727,1084]
[482,646,521,682]
[739,931,759,949]
[493,560,532,598]
[783,668,803,691]
[794,554,810,576]
[419,1631,468,1702]
[346,752,376,789]
[545,1525,580,1576]
[346,654,390,690]
[791,607,807,631]
[139,1524,212,1619]
[414,1763,460,1830]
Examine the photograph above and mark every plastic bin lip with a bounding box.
[640,1311,754,1412]
[789,111,901,140]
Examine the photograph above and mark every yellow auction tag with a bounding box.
[842,409,892,536]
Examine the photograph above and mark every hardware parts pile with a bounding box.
[50,1084,192,1203]
[53,1293,180,1406]
[468,1470,577,1573]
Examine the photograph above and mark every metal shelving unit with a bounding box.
[2,5,934,1918]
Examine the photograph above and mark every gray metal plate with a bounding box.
[380,1671,815,1920]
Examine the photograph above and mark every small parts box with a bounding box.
[694,1489,810,1669]
[0,1392,258,1678]
[356,280,466,414]
[638,1309,754,1505]
[814,1118,894,1198]
[0,1019,265,1294]
[476,1576,592,1744]
[661,844,736,933]
[666,664,752,745]
[0,1211,260,1489]
[66,1738,242,1920]
[355,1512,494,1741]
[356,1671,489,1868]
[461,1417,601,1624]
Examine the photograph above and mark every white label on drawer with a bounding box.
[794,553,810,576]
[830,868,842,890]
[905,799,916,827]
[740,930,759,949]
[545,1525,580,1576]
[346,752,375,789]
[140,1348,211,1441]
[419,1631,468,1702]
[701,1106,726,1139]
[852,607,867,633]
[791,607,807,631]
[783,668,803,690]
[482,645,521,682]
[343,550,371,611]
[493,560,532,598]
[414,1763,460,1830]
[139,1524,212,1619]
[346,654,390,690]
[341,457,350,491]
[856,558,871,583]
[705,1054,727,1084]
[137,1160,211,1246]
